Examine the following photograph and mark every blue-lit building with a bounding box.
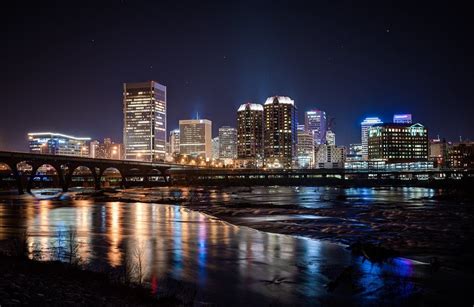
[393,114,412,124]
[305,109,327,145]
[28,132,91,157]
[361,117,383,160]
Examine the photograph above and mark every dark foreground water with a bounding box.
[0,187,472,305]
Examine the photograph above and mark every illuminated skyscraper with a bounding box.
[179,119,212,158]
[169,129,180,155]
[263,96,297,168]
[28,132,91,157]
[123,81,167,161]
[305,110,327,145]
[393,114,412,124]
[237,103,264,165]
[361,117,383,160]
[218,126,237,159]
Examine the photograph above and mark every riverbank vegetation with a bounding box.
[0,230,195,306]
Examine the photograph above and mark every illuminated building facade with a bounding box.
[264,96,297,168]
[218,126,237,159]
[169,129,180,155]
[296,130,314,168]
[305,110,327,145]
[90,138,124,160]
[361,117,383,160]
[326,129,335,145]
[236,103,264,166]
[346,143,363,161]
[368,123,428,162]
[315,145,346,168]
[393,114,412,124]
[123,81,167,161]
[28,132,91,157]
[179,119,212,159]
[211,137,219,160]
[429,137,448,168]
[448,142,474,169]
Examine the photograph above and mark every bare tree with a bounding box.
[133,243,146,285]
[49,229,64,261]
[64,226,82,266]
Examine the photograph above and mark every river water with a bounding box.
[0,187,471,305]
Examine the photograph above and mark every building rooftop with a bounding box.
[264,96,295,106]
[28,132,91,141]
[237,103,264,112]
[361,117,383,125]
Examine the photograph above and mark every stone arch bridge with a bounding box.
[0,151,178,194]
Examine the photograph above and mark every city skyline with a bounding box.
[1,1,473,151]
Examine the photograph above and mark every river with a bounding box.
[0,187,472,305]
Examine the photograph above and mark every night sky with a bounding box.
[1,0,472,151]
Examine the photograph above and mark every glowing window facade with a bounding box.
[368,123,428,162]
[123,81,167,161]
[28,132,91,157]
[263,96,297,168]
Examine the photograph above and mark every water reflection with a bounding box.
[0,191,451,305]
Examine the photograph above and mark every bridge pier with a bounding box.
[93,169,102,190]
[26,164,40,193]
[56,167,68,193]
[121,175,127,189]
[10,163,24,195]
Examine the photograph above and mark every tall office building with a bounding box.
[263,96,297,168]
[368,123,428,162]
[296,129,314,168]
[393,114,412,124]
[179,119,212,159]
[361,117,383,160]
[326,129,335,145]
[211,137,220,160]
[169,129,180,155]
[123,81,167,161]
[237,103,264,163]
[28,132,91,157]
[305,110,327,145]
[218,126,237,159]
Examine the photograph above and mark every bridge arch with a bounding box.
[68,165,95,188]
[0,163,15,191]
[26,163,61,192]
[0,162,12,172]
[100,167,123,188]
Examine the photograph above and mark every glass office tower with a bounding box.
[123,81,167,161]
